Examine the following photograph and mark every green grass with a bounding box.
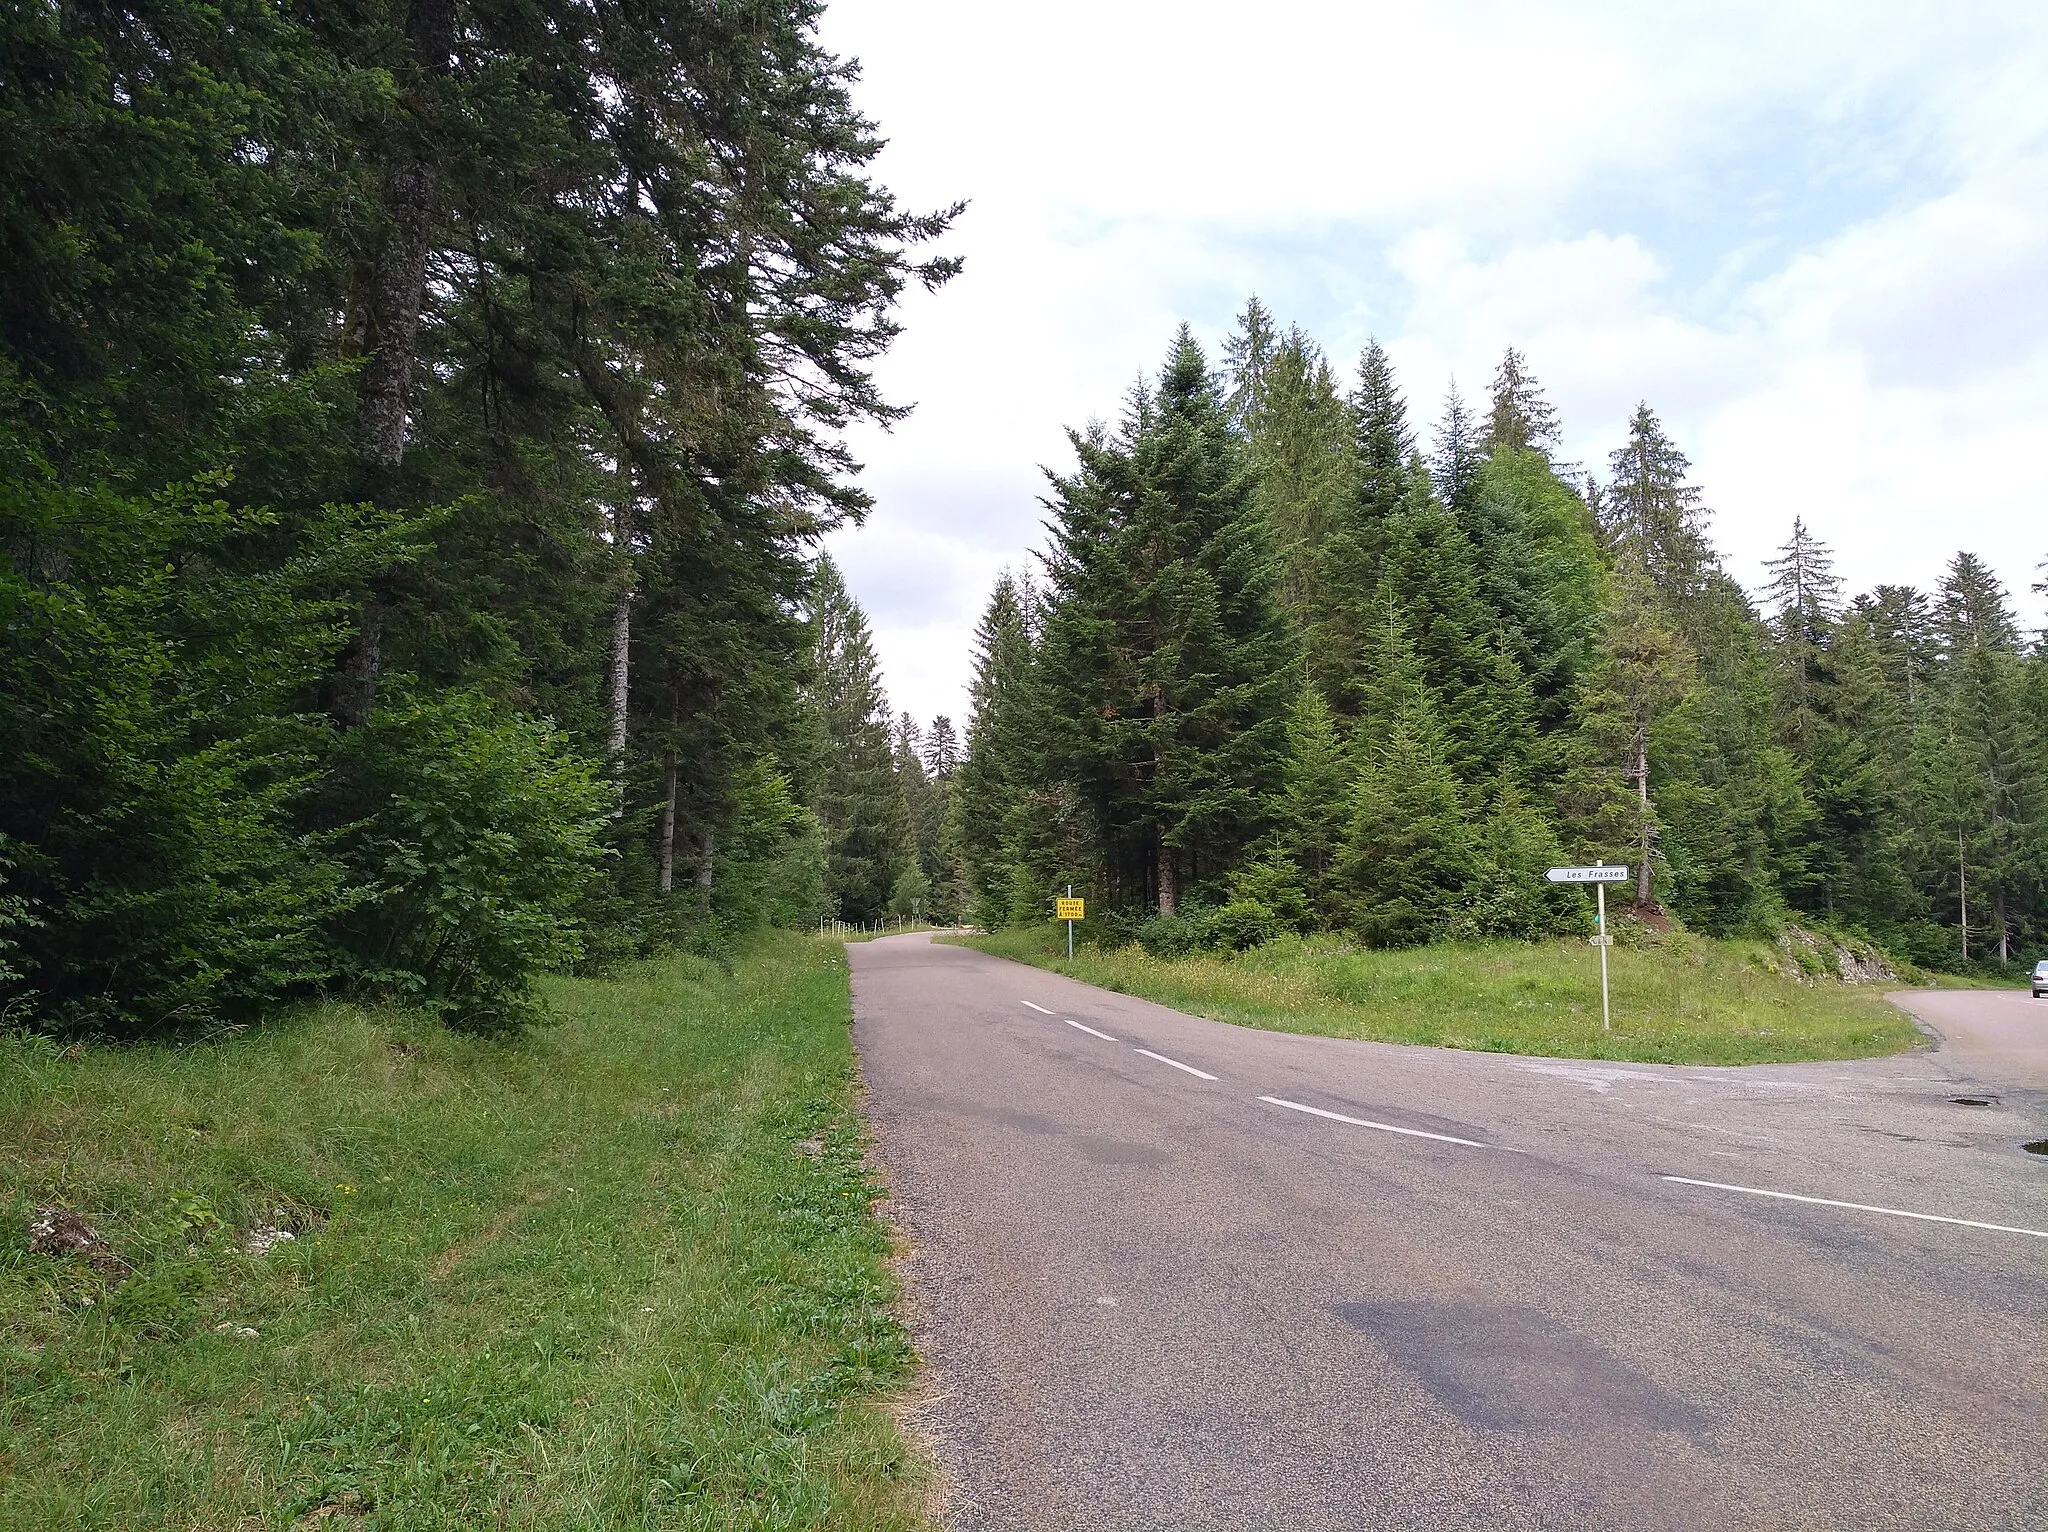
[0,934,930,1530]
[955,925,1928,1066]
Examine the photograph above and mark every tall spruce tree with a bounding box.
[808,557,910,921]
[1372,463,1536,778]
[1761,516,1844,754]
[1036,328,1295,913]
[1484,348,1563,460]
[1430,381,1486,526]
[1223,295,1281,435]
[1602,403,1716,616]
[1573,563,1696,908]
[1857,585,1937,706]
[954,572,1038,925]
[1352,340,1415,528]
[1237,324,1363,706]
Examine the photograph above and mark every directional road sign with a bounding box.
[1546,865,1631,884]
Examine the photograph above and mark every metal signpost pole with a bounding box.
[1547,863,1624,1032]
[1596,865,1611,1032]
[1066,884,1074,960]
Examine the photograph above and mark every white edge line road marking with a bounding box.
[1259,1095,1495,1150]
[1020,1000,1055,1014]
[1662,1176,2048,1240]
[1135,1048,1218,1081]
[1064,1019,1118,1042]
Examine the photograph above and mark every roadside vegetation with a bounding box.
[0,935,930,1531]
[960,923,1926,1066]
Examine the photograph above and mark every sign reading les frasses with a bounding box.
[1545,865,1630,884]
[1055,897,1085,921]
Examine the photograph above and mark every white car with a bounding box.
[2035,959,2048,999]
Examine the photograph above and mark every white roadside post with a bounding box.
[1545,863,1630,1032]
[1596,865,1610,1032]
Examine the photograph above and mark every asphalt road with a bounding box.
[1891,986,2048,1092]
[849,934,2048,1532]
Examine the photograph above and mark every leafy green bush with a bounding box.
[0,471,402,1034]
[1137,909,1207,957]
[708,764,833,934]
[322,693,613,1031]
[1206,899,1280,951]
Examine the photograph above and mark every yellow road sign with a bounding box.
[1055,897,1085,921]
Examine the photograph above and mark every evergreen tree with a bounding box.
[1239,325,1362,706]
[895,711,946,897]
[1573,564,1696,908]
[1342,678,1473,947]
[1352,340,1415,528]
[1275,680,1352,918]
[1856,585,1937,706]
[954,572,1038,925]
[1484,348,1562,460]
[1761,516,1844,754]
[1798,607,1916,929]
[1602,404,1716,615]
[808,557,910,921]
[924,716,962,780]
[1924,559,2043,961]
[1036,328,1296,914]
[1430,381,1485,526]
[1935,552,2021,659]
[1454,778,1576,940]
[1223,295,1281,435]
[1372,467,1535,777]
[0,0,960,1026]
[1462,447,1607,727]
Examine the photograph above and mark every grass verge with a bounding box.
[0,933,929,1530]
[954,925,1926,1066]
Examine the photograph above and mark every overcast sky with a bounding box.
[814,0,2048,732]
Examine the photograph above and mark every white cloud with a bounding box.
[818,1,2048,726]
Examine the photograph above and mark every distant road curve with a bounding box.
[1888,986,2048,1092]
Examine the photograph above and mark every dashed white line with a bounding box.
[1259,1095,1492,1149]
[1020,1000,1055,1015]
[1064,1018,1118,1042]
[1134,1048,1217,1081]
[1662,1176,2048,1240]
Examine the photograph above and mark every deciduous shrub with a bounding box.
[322,692,613,1031]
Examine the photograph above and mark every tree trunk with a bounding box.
[331,0,454,727]
[1633,725,1653,907]
[697,829,716,889]
[658,754,678,895]
[1150,686,1175,915]
[1957,833,1968,961]
[330,607,383,730]
[607,584,632,763]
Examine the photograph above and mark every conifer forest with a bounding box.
[953,309,2048,973]
[3,3,2045,1044]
